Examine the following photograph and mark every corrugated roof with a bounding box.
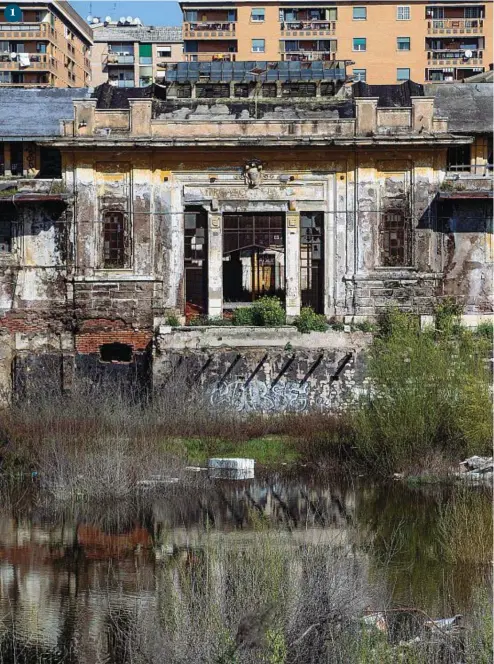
[0,88,93,138]
[425,83,493,133]
[92,25,183,43]
[352,80,424,107]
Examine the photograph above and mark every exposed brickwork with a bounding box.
[0,314,67,335]
[75,330,152,354]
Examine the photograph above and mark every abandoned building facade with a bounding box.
[0,66,491,400]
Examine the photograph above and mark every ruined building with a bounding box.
[0,64,491,402]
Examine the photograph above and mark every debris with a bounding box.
[361,612,388,633]
[208,458,255,480]
[457,456,493,482]
[424,615,463,632]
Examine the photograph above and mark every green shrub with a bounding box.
[232,307,255,326]
[435,297,463,333]
[252,296,286,327]
[294,307,328,333]
[354,309,492,473]
[353,320,375,333]
[165,314,180,327]
[476,321,493,340]
[330,322,345,332]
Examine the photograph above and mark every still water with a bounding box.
[0,469,490,662]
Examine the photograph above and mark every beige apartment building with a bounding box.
[0,0,92,87]
[90,20,183,88]
[180,0,493,83]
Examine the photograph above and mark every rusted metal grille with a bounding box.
[300,212,324,312]
[103,211,126,268]
[380,210,412,266]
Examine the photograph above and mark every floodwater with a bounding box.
[0,469,491,663]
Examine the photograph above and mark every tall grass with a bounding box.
[353,309,492,474]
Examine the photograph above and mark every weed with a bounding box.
[165,313,180,327]
[293,307,328,334]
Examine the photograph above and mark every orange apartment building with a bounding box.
[179,0,493,83]
[0,0,92,87]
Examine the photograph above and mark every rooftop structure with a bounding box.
[90,20,183,88]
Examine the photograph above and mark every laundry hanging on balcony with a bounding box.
[19,53,31,68]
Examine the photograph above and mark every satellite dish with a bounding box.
[464,49,473,59]
[105,16,112,23]
[126,16,133,23]
[119,16,126,23]
[86,15,92,22]
[134,17,142,25]
[92,17,99,24]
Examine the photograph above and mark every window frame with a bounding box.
[251,8,265,22]
[101,209,130,270]
[353,37,367,51]
[353,7,367,20]
[251,38,266,52]
[353,68,367,82]
[397,5,411,20]
[397,36,411,51]
[397,67,411,81]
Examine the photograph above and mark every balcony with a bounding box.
[427,49,483,65]
[427,19,484,35]
[184,52,237,62]
[0,22,57,41]
[106,53,134,65]
[183,22,236,38]
[280,20,337,36]
[282,51,336,62]
[0,54,57,71]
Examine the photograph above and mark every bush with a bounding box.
[435,297,463,333]
[354,308,492,473]
[294,307,328,333]
[476,320,493,340]
[353,320,375,333]
[232,307,255,326]
[233,297,286,327]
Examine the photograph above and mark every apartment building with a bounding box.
[179,0,493,83]
[0,0,92,87]
[90,19,183,88]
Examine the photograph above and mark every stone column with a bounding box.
[208,212,223,318]
[285,211,300,321]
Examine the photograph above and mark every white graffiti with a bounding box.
[210,379,310,413]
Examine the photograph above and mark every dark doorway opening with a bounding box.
[223,212,285,303]
[184,206,208,317]
[300,212,324,313]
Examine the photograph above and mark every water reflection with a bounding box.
[0,471,490,663]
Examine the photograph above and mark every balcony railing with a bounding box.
[0,54,57,70]
[184,52,237,62]
[427,18,484,34]
[282,51,336,61]
[0,22,57,40]
[427,49,483,64]
[106,53,134,65]
[281,20,336,35]
[183,21,236,38]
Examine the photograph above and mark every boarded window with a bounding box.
[103,211,126,268]
[380,210,411,266]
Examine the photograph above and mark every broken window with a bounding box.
[100,342,133,363]
[196,83,230,98]
[282,83,316,97]
[102,211,127,268]
[176,83,192,98]
[39,146,61,178]
[223,213,285,303]
[0,206,15,253]
[300,212,324,313]
[380,209,412,267]
[184,207,207,316]
[447,144,471,172]
[10,143,23,176]
[234,83,249,98]
[262,83,277,97]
